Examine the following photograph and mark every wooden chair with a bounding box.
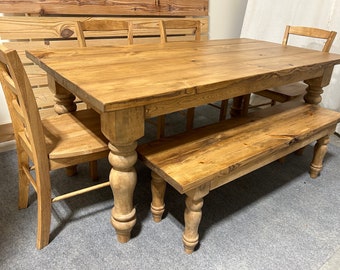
[0,45,110,249]
[245,26,337,110]
[160,19,201,43]
[157,19,228,138]
[75,19,134,176]
[75,19,133,47]
[156,20,202,138]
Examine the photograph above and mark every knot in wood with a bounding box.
[61,28,74,39]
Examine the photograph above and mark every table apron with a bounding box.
[144,67,329,118]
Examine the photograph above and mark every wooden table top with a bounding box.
[26,38,340,113]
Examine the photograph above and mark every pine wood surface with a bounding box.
[26,39,340,114]
[0,0,208,16]
[0,15,208,142]
[0,16,208,97]
[137,102,340,194]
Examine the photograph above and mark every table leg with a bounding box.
[230,95,249,117]
[304,66,334,105]
[48,75,77,175]
[230,96,243,117]
[47,75,77,114]
[109,142,138,242]
[101,108,145,243]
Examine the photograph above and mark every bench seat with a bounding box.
[137,101,340,253]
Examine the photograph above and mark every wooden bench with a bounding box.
[137,101,340,253]
[0,1,208,142]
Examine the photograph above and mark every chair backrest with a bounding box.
[0,46,49,167]
[282,25,337,52]
[75,19,133,47]
[160,20,201,43]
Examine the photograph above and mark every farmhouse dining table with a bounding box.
[26,38,340,243]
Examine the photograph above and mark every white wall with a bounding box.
[0,89,10,125]
[209,0,248,39]
[0,12,10,125]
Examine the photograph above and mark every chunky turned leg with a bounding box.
[230,95,249,117]
[310,135,330,178]
[182,184,210,254]
[230,96,244,117]
[53,93,77,114]
[109,142,138,243]
[65,166,77,177]
[48,75,77,114]
[303,84,323,105]
[101,107,144,243]
[150,172,166,222]
[48,77,78,176]
[304,67,334,106]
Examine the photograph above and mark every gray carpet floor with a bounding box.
[0,105,340,270]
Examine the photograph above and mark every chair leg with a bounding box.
[150,171,166,222]
[182,184,210,254]
[17,148,30,209]
[310,135,330,178]
[157,115,166,139]
[219,99,229,121]
[241,94,251,116]
[278,157,286,163]
[186,108,195,130]
[35,168,52,249]
[89,160,98,181]
[295,147,305,156]
[65,166,77,177]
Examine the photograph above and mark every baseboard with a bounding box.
[0,122,14,143]
[0,140,16,152]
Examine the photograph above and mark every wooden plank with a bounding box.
[0,16,208,40]
[0,0,208,16]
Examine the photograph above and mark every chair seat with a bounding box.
[256,82,307,103]
[42,109,108,159]
[18,109,108,162]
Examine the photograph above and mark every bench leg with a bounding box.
[310,135,330,178]
[150,171,166,222]
[183,184,210,254]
